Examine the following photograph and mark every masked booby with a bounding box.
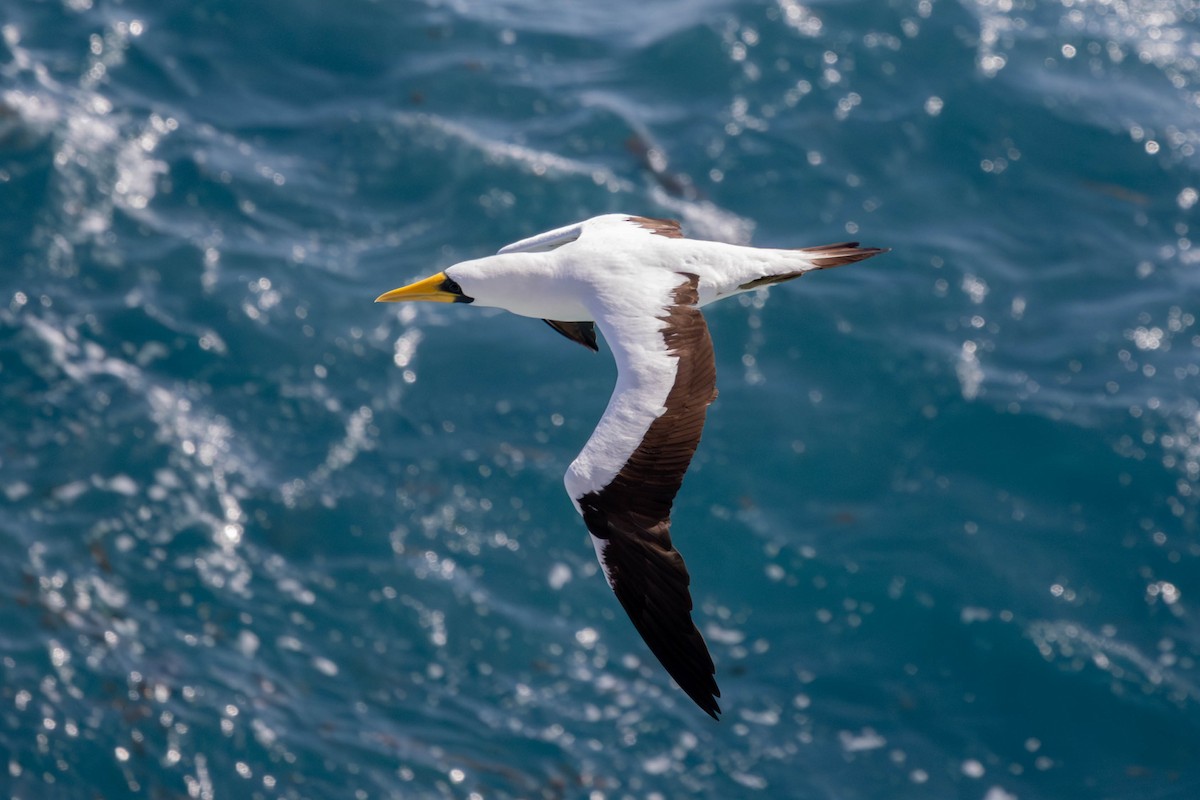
[377,214,886,719]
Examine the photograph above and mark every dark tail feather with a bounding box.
[797,242,890,269]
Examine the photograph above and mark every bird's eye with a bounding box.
[440,275,473,303]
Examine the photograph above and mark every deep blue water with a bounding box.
[2,0,1199,798]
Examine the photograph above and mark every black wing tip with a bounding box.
[696,691,722,720]
[680,669,722,720]
[646,644,721,719]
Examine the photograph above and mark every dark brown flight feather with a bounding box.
[576,273,721,719]
[627,216,684,239]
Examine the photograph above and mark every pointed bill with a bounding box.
[376,272,466,303]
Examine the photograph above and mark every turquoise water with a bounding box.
[2,0,1199,797]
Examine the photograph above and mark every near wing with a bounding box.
[568,273,721,719]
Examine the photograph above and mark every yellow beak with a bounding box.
[375,272,459,303]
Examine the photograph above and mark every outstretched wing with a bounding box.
[565,272,721,719]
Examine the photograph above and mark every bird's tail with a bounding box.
[796,241,889,269]
[737,242,888,291]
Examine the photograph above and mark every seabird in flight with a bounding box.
[376,214,886,719]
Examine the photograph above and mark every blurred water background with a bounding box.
[2,0,1199,798]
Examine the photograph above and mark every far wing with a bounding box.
[498,220,584,254]
[566,273,721,719]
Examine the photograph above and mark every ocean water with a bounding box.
[2,0,1199,797]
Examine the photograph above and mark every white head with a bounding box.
[376,253,589,321]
